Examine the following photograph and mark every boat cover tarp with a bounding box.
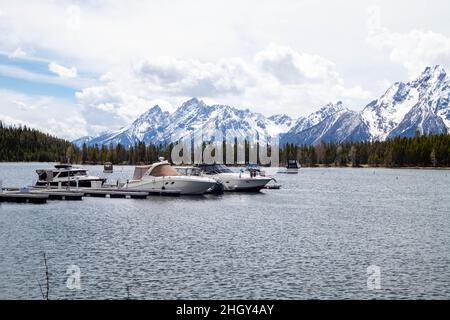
[150,164,181,177]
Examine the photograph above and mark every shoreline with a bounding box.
[1,161,450,170]
[309,164,450,170]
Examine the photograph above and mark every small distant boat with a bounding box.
[126,158,218,195]
[286,159,300,174]
[103,162,113,173]
[35,164,106,188]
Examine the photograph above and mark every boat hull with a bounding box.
[35,178,106,188]
[213,174,272,192]
[126,176,217,195]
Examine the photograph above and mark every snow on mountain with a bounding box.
[81,105,169,148]
[282,102,370,145]
[361,65,449,140]
[385,65,449,138]
[361,83,419,140]
[72,135,94,147]
[289,101,345,134]
[74,66,449,148]
[165,98,296,142]
[75,98,295,147]
[267,114,294,135]
[282,65,449,145]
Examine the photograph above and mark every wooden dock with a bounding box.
[33,190,84,200]
[0,186,182,204]
[83,189,149,199]
[0,192,48,204]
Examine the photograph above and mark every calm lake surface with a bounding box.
[0,162,449,299]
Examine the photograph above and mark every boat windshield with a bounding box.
[176,167,202,176]
[197,164,233,174]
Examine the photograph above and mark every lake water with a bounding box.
[0,162,449,299]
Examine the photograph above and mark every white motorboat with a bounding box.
[194,163,272,192]
[35,164,106,188]
[126,159,218,195]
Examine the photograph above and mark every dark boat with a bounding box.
[286,160,300,173]
[103,162,113,173]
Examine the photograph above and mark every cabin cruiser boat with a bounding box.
[35,164,106,188]
[286,160,300,174]
[126,159,218,195]
[194,163,272,192]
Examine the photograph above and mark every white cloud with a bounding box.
[4,0,450,137]
[66,5,81,30]
[0,64,92,90]
[8,47,26,59]
[0,89,87,140]
[254,44,342,84]
[366,5,450,78]
[137,57,256,97]
[48,62,77,78]
[75,85,152,124]
[73,44,372,127]
[12,100,32,111]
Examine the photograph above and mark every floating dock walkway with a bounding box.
[0,186,181,204]
[0,192,49,204]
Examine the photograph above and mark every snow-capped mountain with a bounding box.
[282,102,371,144]
[362,65,449,140]
[75,66,449,148]
[291,101,346,133]
[282,65,449,145]
[84,105,169,147]
[267,114,294,134]
[386,66,449,138]
[76,98,294,148]
[162,98,293,142]
[72,135,94,147]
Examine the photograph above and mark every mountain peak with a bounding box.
[416,65,447,85]
[149,104,162,112]
[134,104,165,122]
[422,65,446,76]
[176,97,208,113]
[74,66,449,148]
[181,97,203,107]
[319,101,345,114]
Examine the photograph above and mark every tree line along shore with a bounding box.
[1,121,450,168]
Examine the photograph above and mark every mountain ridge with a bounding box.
[74,65,450,148]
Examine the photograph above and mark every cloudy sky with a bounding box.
[0,0,449,139]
